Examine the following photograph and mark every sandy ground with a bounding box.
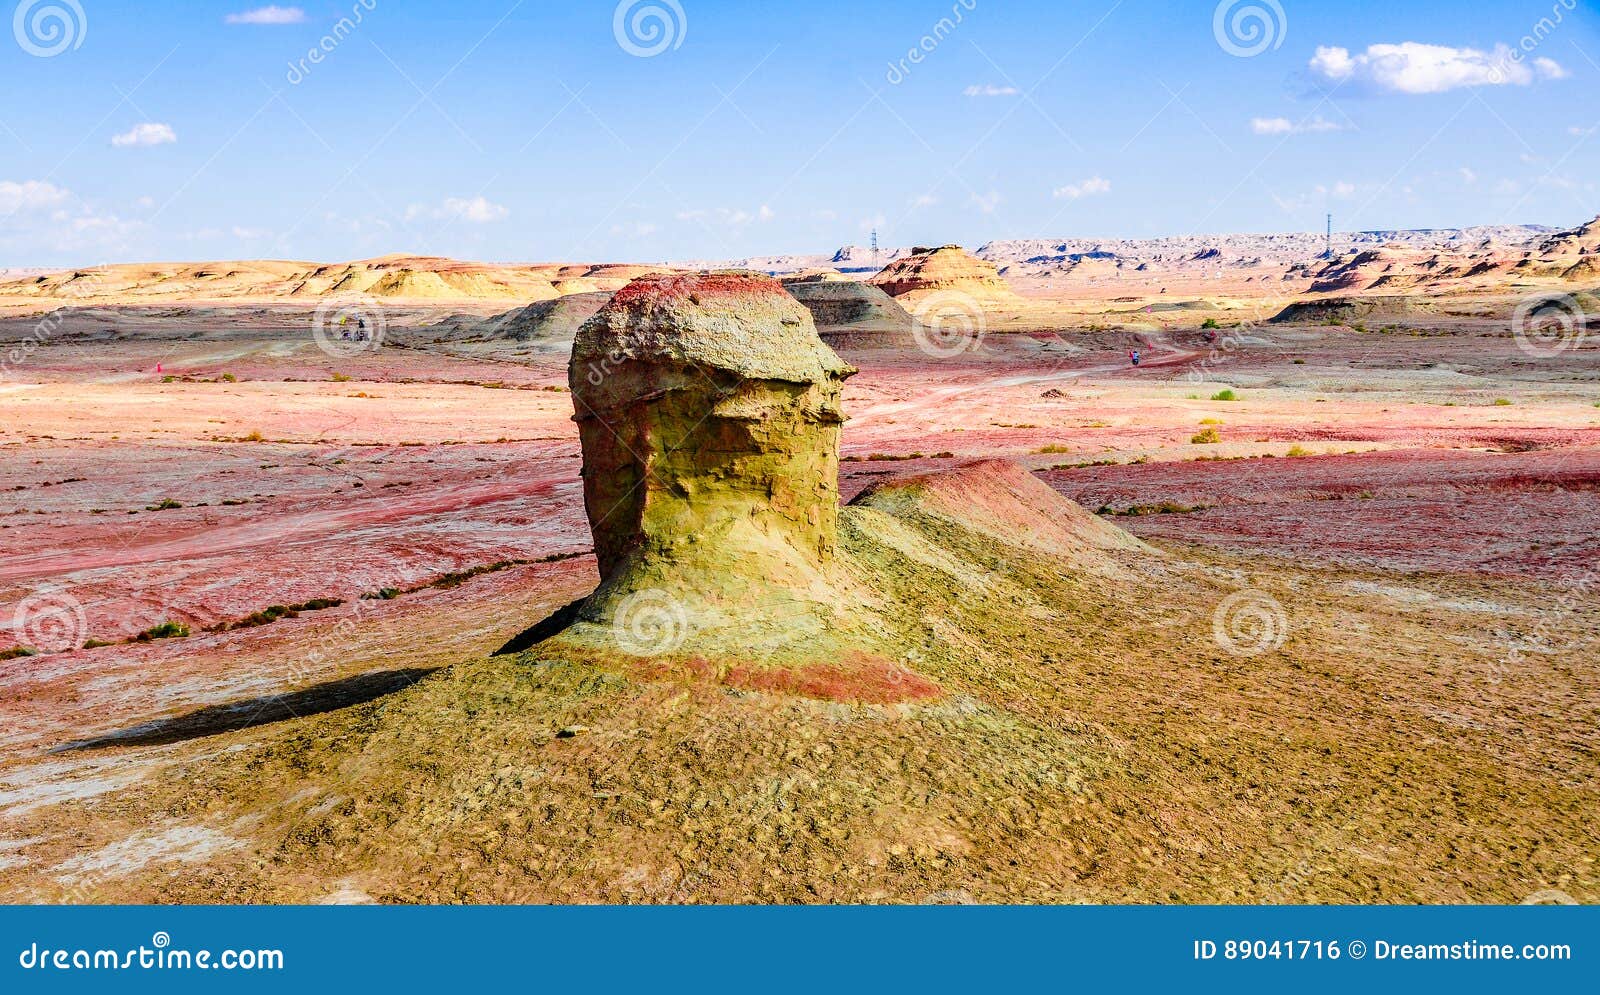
[0,299,1596,903]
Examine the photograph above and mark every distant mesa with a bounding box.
[0,256,672,306]
[867,244,1019,302]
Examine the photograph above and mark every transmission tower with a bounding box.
[1323,213,1333,259]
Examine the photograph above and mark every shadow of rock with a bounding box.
[493,598,585,656]
[55,668,440,752]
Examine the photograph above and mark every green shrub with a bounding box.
[1191,427,1222,444]
[1210,389,1238,401]
[134,620,190,642]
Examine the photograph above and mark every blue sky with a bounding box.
[2,0,1598,267]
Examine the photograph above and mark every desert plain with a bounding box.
[0,225,1596,904]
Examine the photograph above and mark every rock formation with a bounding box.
[781,277,914,340]
[868,244,1018,302]
[502,269,1148,689]
[502,270,875,663]
[570,270,854,583]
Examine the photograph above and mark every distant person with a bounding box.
[1131,350,1141,366]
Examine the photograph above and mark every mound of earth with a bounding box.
[782,279,914,343]
[1269,296,1436,325]
[868,245,1018,302]
[469,291,614,347]
[850,460,1151,569]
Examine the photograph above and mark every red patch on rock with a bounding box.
[608,271,789,308]
[632,652,943,704]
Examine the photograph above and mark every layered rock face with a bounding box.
[569,271,855,599]
[868,244,1017,301]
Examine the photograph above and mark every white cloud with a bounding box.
[0,181,139,255]
[1051,176,1111,201]
[963,84,1019,97]
[1308,42,1567,94]
[1568,124,1597,137]
[1251,115,1347,136]
[1459,167,1477,184]
[231,226,272,240]
[0,179,72,213]
[224,6,305,25]
[910,193,938,208]
[1534,57,1569,80]
[111,122,177,148]
[406,196,508,224]
[134,195,156,209]
[969,190,1002,213]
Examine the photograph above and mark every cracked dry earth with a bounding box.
[1,307,1597,903]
